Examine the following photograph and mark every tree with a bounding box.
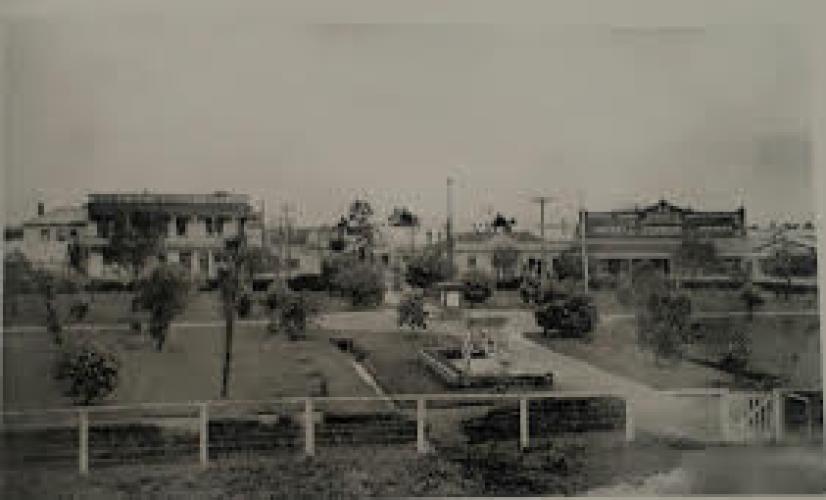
[279,292,319,340]
[398,292,429,330]
[388,206,419,227]
[335,199,376,261]
[104,210,168,284]
[135,263,190,351]
[54,340,120,405]
[462,270,494,308]
[490,212,517,233]
[535,295,597,339]
[405,250,452,289]
[674,236,719,285]
[630,263,692,364]
[492,245,519,282]
[554,247,583,282]
[332,258,386,307]
[264,285,319,339]
[217,235,249,398]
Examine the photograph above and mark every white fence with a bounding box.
[1,392,633,474]
[2,389,821,475]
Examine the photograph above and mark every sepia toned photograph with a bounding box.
[2,1,824,498]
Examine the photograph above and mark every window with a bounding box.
[176,217,188,237]
[205,217,214,236]
[56,228,67,242]
[287,258,300,269]
[40,228,50,241]
[69,229,78,238]
[215,217,224,235]
[467,255,477,268]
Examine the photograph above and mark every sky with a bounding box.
[2,3,815,234]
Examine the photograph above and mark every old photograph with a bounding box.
[2,1,824,497]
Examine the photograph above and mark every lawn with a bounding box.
[3,290,374,327]
[325,328,458,395]
[526,313,821,390]
[2,324,374,410]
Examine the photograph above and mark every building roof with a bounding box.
[87,191,254,217]
[23,206,88,227]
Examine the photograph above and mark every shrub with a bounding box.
[135,264,190,351]
[54,341,120,405]
[287,274,327,292]
[236,292,252,318]
[279,293,319,340]
[332,259,386,307]
[462,270,494,308]
[398,293,429,330]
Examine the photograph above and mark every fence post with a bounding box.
[304,398,315,456]
[78,409,89,475]
[624,399,635,443]
[519,398,529,450]
[719,390,731,443]
[772,389,784,444]
[417,398,427,454]
[199,403,209,467]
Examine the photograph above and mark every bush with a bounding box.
[279,293,319,340]
[398,293,429,330]
[236,293,252,318]
[332,259,386,307]
[535,296,597,338]
[405,252,452,289]
[54,340,120,405]
[135,264,190,351]
[462,270,494,308]
[287,274,327,292]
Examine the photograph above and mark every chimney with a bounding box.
[37,202,45,216]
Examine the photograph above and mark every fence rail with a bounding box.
[1,391,634,474]
[2,389,821,475]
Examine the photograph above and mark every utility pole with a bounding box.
[446,177,454,279]
[281,203,292,279]
[531,196,555,290]
[578,193,589,294]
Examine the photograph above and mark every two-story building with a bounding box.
[83,192,263,280]
[16,203,90,273]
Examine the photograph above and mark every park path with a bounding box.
[315,308,728,441]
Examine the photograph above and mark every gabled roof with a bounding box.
[23,206,88,227]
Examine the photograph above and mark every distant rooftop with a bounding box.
[88,191,250,206]
[23,206,88,227]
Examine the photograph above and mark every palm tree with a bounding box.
[219,235,247,399]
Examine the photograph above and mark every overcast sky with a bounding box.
[3,4,814,232]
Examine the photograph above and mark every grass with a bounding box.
[0,436,685,498]
[326,328,457,395]
[2,324,374,410]
[527,313,820,390]
[2,290,373,327]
